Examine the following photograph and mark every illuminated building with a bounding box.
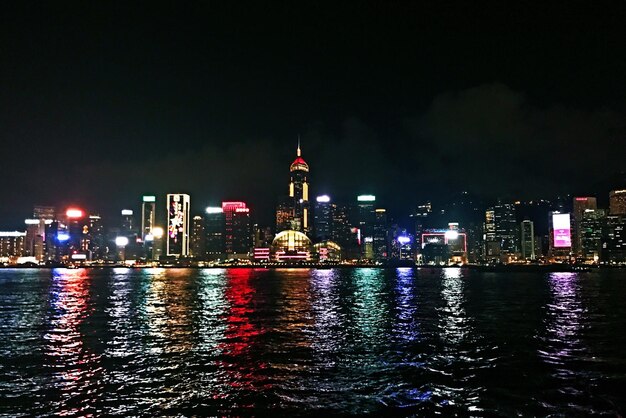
[87,214,105,260]
[373,208,388,260]
[495,203,517,255]
[580,209,606,262]
[271,230,312,262]
[24,219,41,260]
[64,208,89,259]
[28,205,55,261]
[253,247,270,262]
[411,202,431,254]
[421,223,468,264]
[572,197,597,256]
[34,205,55,220]
[253,224,274,262]
[121,209,135,233]
[0,231,26,258]
[484,203,517,261]
[166,194,190,257]
[356,195,376,259]
[141,195,156,241]
[601,215,626,264]
[288,141,311,235]
[275,195,294,232]
[609,189,626,215]
[548,211,571,259]
[253,224,273,248]
[222,201,251,257]
[313,195,333,241]
[205,206,225,260]
[190,215,205,259]
[332,203,357,259]
[520,220,535,260]
[313,240,342,261]
[484,209,498,259]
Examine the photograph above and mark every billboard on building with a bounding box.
[552,213,571,248]
[167,194,190,256]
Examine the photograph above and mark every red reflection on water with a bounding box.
[215,269,271,395]
[220,269,262,357]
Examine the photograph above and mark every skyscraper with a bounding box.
[166,194,190,257]
[494,203,517,255]
[332,203,356,259]
[520,220,535,260]
[87,214,105,260]
[580,208,606,262]
[205,206,225,260]
[356,195,376,259]
[141,195,156,241]
[572,197,597,256]
[288,141,311,235]
[121,209,135,233]
[373,208,388,261]
[484,208,498,259]
[190,215,205,259]
[313,195,333,241]
[222,201,251,256]
[602,214,626,263]
[609,189,626,215]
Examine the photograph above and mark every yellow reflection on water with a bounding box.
[144,269,194,354]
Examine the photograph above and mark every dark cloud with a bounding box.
[409,83,625,199]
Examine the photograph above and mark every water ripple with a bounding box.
[0,267,625,416]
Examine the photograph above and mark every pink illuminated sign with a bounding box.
[552,213,571,248]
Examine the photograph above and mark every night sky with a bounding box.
[1,2,625,228]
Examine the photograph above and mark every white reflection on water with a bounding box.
[44,268,102,415]
[310,269,344,357]
[539,273,586,375]
[144,268,168,350]
[105,270,135,358]
[393,268,418,342]
[439,268,468,345]
[433,267,483,412]
[195,269,228,354]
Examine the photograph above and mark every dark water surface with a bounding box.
[1,268,625,416]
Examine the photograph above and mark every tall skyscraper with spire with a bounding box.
[288,139,311,235]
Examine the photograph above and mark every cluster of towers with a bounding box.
[1,142,626,266]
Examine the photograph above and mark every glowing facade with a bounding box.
[288,141,311,235]
[271,230,312,261]
[166,194,190,256]
[552,213,571,248]
[222,201,251,255]
[141,195,156,242]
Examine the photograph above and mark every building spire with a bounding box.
[297,135,301,157]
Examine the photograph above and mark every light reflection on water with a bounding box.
[44,268,103,416]
[0,267,625,416]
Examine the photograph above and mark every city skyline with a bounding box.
[2,3,626,228]
[1,141,625,266]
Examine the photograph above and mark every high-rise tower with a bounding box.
[288,140,311,235]
[166,194,190,257]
